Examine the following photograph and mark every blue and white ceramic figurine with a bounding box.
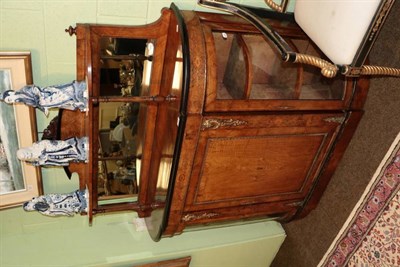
[0,80,88,116]
[23,189,88,217]
[17,137,88,167]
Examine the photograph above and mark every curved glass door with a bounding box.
[214,32,345,101]
[145,4,189,241]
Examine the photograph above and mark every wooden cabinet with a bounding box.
[66,4,369,240]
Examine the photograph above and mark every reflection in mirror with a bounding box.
[97,102,140,203]
[99,37,153,97]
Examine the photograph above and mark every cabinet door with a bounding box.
[184,113,345,212]
[202,22,355,112]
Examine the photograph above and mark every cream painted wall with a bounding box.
[0,1,287,266]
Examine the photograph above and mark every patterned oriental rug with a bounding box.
[319,132,400,267]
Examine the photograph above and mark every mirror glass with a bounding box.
[97,102,143,202]
[99,37,153,97]
[97,37,154,204]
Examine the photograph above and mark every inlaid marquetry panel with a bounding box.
[183,113,344,212]
[195,134,326,203]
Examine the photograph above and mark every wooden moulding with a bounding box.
[296,110,364,219]
[161,10,208,237]
[133,256,191,267]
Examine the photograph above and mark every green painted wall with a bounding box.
[0,1,287,266]
[1,207,285,266]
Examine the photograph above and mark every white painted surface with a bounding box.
[295,0,380,65]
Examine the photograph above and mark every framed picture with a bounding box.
[0,51,42,209]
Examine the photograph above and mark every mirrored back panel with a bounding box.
[96,37,154,205]
[99,37,153,97]
[97,102,142,203]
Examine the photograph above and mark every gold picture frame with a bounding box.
[0,51,42,209]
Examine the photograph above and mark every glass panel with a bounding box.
[290,39,345,100]
[213,32,345,100]
[214,33,247,99]
[0,70,25,193]
[154,46,183,202]
[99,37,154,97]
[244,34,298,99]
[97,102,143,202]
